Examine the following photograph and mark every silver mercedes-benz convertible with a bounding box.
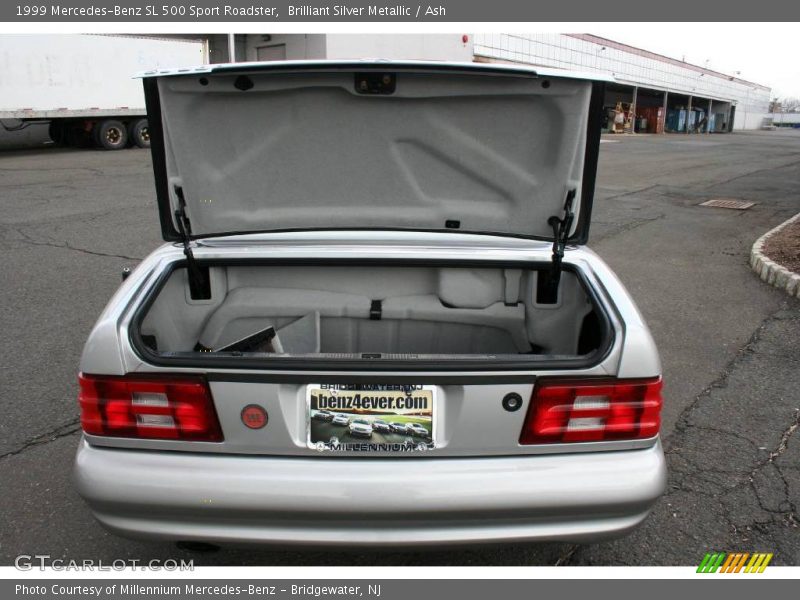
[74,60,666,547]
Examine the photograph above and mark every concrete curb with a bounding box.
[750,212,800,299]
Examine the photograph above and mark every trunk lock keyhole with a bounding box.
[502,393,523,412]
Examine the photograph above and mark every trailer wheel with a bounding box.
[94,119,128,150]
[128,118,150,148]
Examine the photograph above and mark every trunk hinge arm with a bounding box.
[173,186,206,297]
[546,188,577,291]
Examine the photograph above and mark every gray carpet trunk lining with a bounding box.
[139,265,594,356]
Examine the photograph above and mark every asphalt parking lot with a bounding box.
[0,130,798,566]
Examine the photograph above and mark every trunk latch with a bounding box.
[370,299,383,320]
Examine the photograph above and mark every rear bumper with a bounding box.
[74,439,666,547]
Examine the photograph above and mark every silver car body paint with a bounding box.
[75,231,666,545]
[74,437,666,546]
[75,61,664,546]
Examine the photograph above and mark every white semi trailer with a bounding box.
[0,34,207,150]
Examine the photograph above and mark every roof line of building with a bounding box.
[566,33,771,92]
[473,55,738,103]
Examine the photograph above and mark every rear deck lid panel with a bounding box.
[143,61,608,243]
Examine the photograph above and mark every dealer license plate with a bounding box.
[307,384,436,452]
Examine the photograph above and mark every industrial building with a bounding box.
[0,33,775,150]
[206,33,772,133]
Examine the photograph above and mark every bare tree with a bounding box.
[773,96,800,112]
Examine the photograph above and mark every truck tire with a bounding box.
[128,118,150,148]
[93,119,128,150]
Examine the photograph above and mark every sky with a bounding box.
[597,24,800,99]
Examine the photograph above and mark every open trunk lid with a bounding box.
[142,60,608,244]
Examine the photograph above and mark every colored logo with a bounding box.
[697,552,773,573]
[240,404,268,429]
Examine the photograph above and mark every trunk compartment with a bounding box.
[133,260,611,369]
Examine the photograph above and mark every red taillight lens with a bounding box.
[78,374,223,442]
[519,377,662,444]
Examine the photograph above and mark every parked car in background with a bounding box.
[371,419,391,433]
[349,419,373,438]
[312,410,334,422]
[332,414,350,426]
[390,422,410,435]
[407,423,430,437]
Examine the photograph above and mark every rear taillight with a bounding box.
[519,377,662,444]
[78,373,223,442]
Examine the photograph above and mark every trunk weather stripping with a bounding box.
[127,257,617,375]
[173,186,209,300]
